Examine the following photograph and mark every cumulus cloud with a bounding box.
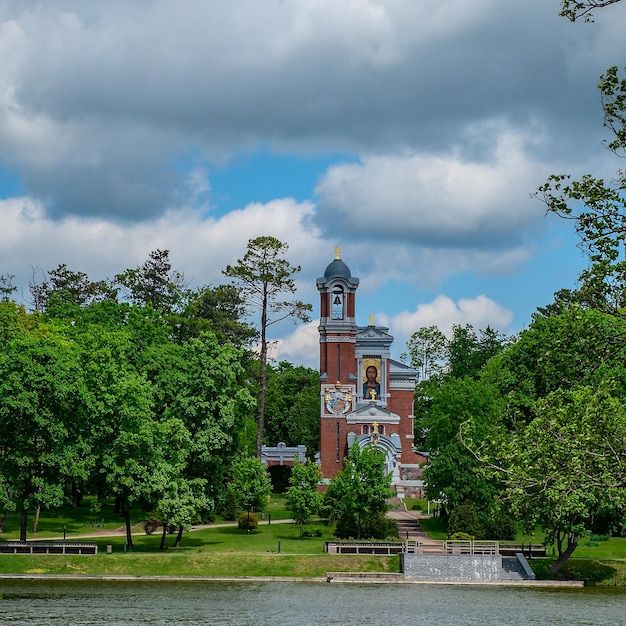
[274,293,514,369]
[0,1,624,219]
[0,195,323,301]
[378,294,514,356]
[315,125,549,248]
[273,321,321,369]
[388,294,513,336]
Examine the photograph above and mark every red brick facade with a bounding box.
[317,251,426,494]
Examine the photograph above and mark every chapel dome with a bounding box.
[324,258,352,280]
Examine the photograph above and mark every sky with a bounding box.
[1,0,625,368]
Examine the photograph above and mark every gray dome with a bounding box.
[324,258,352,280]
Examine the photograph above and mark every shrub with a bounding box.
[450,531,474,540]
[143,512,161,535]
[481,511,516,540]
[334,514,399,540]
[220,485,239,521]
[238,512,259,530]
[447,502,482,539]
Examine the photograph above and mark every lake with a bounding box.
[1,579,626,625]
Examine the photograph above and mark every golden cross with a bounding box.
[369,314,374,326]
[335,246,341,260]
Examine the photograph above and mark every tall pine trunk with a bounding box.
[255,285,269,458]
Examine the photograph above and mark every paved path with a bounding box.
[31,517,296,542]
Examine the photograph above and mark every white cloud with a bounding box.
[273,321,320,369]
[379,294,514,355]
[315,125,548,248]
[0,195,324,301]
[273,293,514,369]
[0,0,624,219]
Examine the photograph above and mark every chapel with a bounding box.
[317,249,426,497]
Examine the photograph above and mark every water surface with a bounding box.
[1,579,626,625]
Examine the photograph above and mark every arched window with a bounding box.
[331,286,344,320]
[362,425,369,435]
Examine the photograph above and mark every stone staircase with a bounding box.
[501,556,527,581]
[395,517,427,540]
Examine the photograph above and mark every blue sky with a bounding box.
[0,0,624,367]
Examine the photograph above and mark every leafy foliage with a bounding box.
[537,65,626,321]
[323,443,392,540]
[264,362,320,456]
[229,454,272,519]
[115,249,186,314]
[286,460,322,535]
[238,512,259,530]
[559,0,623,22]
[465,384,626,572]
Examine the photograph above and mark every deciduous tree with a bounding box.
[0,323,88,541]
[286,460,322,536]
[229,454,272,530]
[559,0,623,22]
[466,384,626,573]
[403,325,447,381]
[324,443,391,540]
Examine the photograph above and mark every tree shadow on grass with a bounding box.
[534,559,619,584]
[562,560,618,585]
[215,527,261,536]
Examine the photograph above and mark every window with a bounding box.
[331,286,344,319]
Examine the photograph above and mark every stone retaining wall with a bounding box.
[402,553,502,582]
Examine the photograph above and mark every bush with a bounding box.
[447,502,482,539]
[481,511,516,540]
[450,531,474,540]
[220,485,239,521]
[334,514,399,540]
[238,512,259,530]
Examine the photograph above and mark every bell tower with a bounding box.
[316,247,359,385]
[316,248,359,478]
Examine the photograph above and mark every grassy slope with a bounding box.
[0,498,398,578]
[2,498,626,583]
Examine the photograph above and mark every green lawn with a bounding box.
[0,497,398,577]
[0,516,398,578]
[3,499,626,583]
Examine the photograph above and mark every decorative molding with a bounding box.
[321,336,355,343]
